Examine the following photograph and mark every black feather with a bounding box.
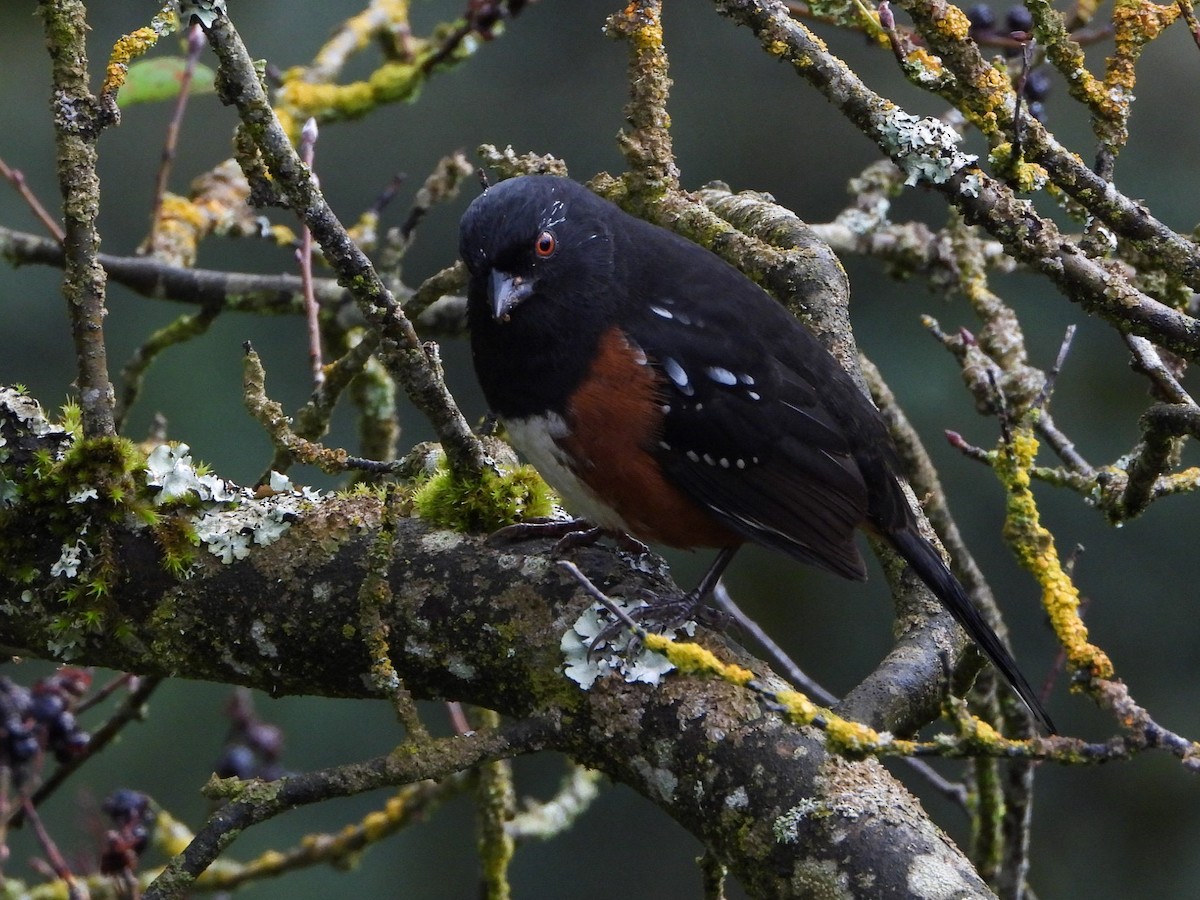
[888,528,1056,734]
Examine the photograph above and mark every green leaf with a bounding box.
[116,57,216,106]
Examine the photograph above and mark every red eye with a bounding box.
[534,230,556,258]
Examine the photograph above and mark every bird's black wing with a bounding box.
[623,256,877,580]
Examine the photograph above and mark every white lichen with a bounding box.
[774,799,826,843]
[724,786,749,810]
[958,171,984,198]
[879,112,977,187]
[561,598,695,689]
[145,443,235,505]
[906,852,973,898]
[50,539,86,579]
[145,443,320,564]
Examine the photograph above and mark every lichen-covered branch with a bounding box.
[605,0,680,190]
[38,0,118,438]
[144,725,547,899]
[199,10,487,479]
[712,0,1200,358]
[1,386,1009,898]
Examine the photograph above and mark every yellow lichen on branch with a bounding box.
[1108,0,1182,93]
[994,428,1114,680]
[103,4,178,99]
[642,632,755,685]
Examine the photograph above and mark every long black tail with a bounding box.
[888,528,1056,734]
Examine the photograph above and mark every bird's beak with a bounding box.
[489,270,534,322]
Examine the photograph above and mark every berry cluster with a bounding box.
[965,3,1032,43]
[99,788,156,876]
[1,669,92,784]
[965,5,1052,121]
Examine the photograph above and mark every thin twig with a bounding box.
[38,0,118,438]
[0,157,64,242]
[710,582,837,705]
[23,798,82,899]
[148,24,206,237]
[1179,0,1200,50]
[1031,324,1077,411]
[1035,412,1092,472]
[0,224,355,315]
[297,117,324,389]
[1125,334,1194,406]
[143,719,552,899]
[202,10,488,477]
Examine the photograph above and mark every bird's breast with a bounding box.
[503,327,740,550]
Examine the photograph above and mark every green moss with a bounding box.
[0,414,216,655]
[411,462,555,533]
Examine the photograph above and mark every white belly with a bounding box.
[503,413,631,532]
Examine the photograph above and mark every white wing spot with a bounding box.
[686,450,700,463]
[707,366,737,386]
[693,402,704,412]
[747,391,761,401]
[719,458,730,468]
[660,404,672,414]
[659,440,672,450]
[735,459,746,469]
[702,453,716,466]
[663,357,693,395]
[650,305,674,320]
[738,373,756,385]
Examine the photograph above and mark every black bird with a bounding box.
[460,174,1054,733]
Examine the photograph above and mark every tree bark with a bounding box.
[0,388,993,898]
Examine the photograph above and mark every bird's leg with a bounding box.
[489,518,650,556]
[636,545,740,629]
[590,546,741,654]
[686,546,740,614]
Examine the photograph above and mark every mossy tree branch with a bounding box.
[198,10,488,480]
[38,0,118,439]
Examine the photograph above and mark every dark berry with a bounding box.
[103,788,151,825]
[6,723,39,763]
[0,679,32,717]
[1024,68,1052,101]
[47,668,92,700]
[128,822,151,854]
[28,692,65,725]
[1006,5,1033,33]
[47,710,76,743]
[215,743,257,779]
[966,4,996,32]
[52,728,89,763]
[245,723,283,761]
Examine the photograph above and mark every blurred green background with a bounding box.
[1,1,1198,897]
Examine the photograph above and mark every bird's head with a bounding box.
[459,175,615,324]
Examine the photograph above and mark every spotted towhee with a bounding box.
[460,174,1054,733]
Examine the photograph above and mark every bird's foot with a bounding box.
[489,518,649,557]
[588,588,729,658]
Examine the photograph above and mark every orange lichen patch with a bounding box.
[1109,0,1182,93]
